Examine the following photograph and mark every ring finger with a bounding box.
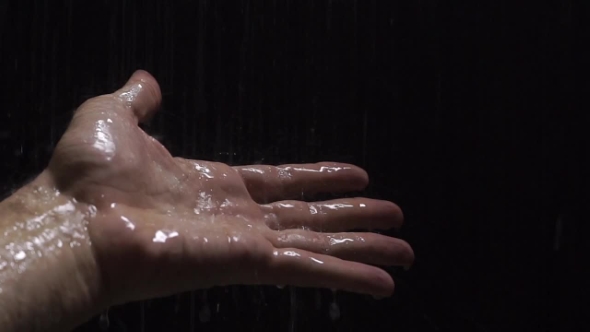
[266,229,414,267]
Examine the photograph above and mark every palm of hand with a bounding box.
[47,71,413,305]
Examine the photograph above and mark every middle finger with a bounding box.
[260,197,403,232]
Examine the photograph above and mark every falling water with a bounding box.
[329,290,340,321]
[98,307,109,331]
[199,291,211,323]
[189,292,196,331]
[289,287,297,332]
[140,301,145,332]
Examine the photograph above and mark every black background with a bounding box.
[0,1,585,331]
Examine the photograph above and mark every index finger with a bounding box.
[234,162,369,203]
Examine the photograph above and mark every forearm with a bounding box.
[0,171,105,331]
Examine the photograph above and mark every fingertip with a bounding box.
[405,243,415,269]
[384,200,404,229]
[115,70,162,123]
[338,163,368,190]
[373,268,395,297]
[400,240,415,268]
[356,167,370,189]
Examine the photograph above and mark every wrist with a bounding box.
[0,171,107,331]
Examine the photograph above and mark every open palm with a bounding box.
[47,71,413,306]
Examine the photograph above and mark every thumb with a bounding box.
[113,70,162,123]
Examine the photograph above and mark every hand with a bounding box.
[45,70,414,306]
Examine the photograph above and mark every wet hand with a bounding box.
[48,70,414,306]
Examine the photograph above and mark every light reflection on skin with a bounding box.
[239,167,264,174]
[310,257,324,264]
[328,238,354,245]
[195,192,216,213]
[278,233,306,243]
[307,203,355,215]
[153,230,179,243]
[324,203,354,210]
[239,165,351,176]
[309,206,318,214]
[13,251,26,261]
[117,83,143,104]
[88,205,97,218]
[272,250,324,265]
[0,188,90,281]
[280,166,350,174]
[264,201,368,227]
[263,201,367,217]
[327,234,365,245]
[237,165,355,189]
[194,164,214,179]
[93,120,115,161]
[283,250,300,257]
[120,216,135,230]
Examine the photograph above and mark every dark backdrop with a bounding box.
[0,1,584,331]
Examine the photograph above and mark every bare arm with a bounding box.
[0,171,104,331]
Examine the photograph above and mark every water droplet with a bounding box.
[121,216,135,230]
[153,230,179,243]
[14,250,26,261]
[88,205,97,218]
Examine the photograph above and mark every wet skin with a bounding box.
[0,70,413,331]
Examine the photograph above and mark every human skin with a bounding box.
[0,70,414,331]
